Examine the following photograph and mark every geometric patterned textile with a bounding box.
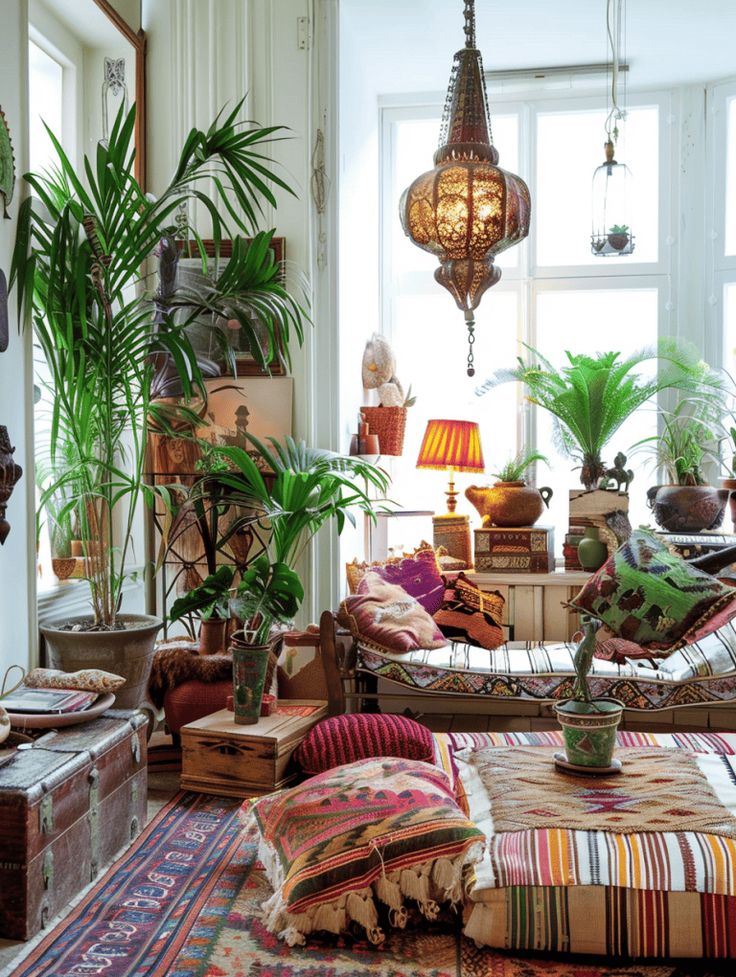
[294,712,435,775]
[8,767,736,974]
[434,574,505,650]
[470,746,736,836]
[358,620,736,710]
[247,756,484,945]
[568,529,736,651]
[457,736,736,957]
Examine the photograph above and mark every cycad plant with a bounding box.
[485,340,718,490]
[169,436,390,644]
[11,103,309,628]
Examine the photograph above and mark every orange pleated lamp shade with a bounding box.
[416,419,485,473]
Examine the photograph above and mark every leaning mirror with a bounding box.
[28,0,146,187]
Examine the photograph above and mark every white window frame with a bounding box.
[709,78,736,370]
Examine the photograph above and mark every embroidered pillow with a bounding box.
[243,756,484,946]
[593,634,661,663]
[346,544,444,614]
[338,572,447,654]
[569,528,736,652]
[433,573,505,649]
[23,667,126,693]
[295,713,435,776]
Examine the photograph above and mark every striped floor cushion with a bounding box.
[450,731,736,958]
[358,621,736,710]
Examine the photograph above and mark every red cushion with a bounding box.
[294,713,435,776]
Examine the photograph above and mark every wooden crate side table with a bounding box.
[180,700,328,797]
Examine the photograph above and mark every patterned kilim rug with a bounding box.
[10,791,733,977]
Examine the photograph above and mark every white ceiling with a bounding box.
[342,0,736,94]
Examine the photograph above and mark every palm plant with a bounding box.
[632,398,722,486]
[485,340,718,490]
[11,103,309,628]
[167,435,390,644]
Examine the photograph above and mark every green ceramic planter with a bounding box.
[554,698,624,768]
[230,636,270,725]
[577,526,608,571]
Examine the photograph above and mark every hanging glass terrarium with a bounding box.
[591,139,634,256]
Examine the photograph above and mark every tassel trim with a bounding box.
[259,840,484,946]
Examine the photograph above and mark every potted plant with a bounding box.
[635,400,729,533]
[485,340,717,491]
[168,564,237,655]
[12,103,308,709]
[465,449,552,527]
[607,224,631,251]
[554,617,624,771]
[168,435,390,718]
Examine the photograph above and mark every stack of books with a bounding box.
[564,528,586,571]
[655,530,736,559]
[1,687,99,714]
[474,526,555,573]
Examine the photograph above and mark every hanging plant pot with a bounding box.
[607,232,631,251]
[360,406,407,456]
[646,484,729,533]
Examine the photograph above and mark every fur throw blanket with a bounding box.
[148,642,232,708]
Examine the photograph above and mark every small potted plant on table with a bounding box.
[554,617,624,772]
[465,449,551,527]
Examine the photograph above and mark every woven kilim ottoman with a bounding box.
[452,731,736,959]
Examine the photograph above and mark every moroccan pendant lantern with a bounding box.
[399,0,531,377]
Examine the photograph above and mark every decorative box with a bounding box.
[432,513,472,568]
[474,526,555,573]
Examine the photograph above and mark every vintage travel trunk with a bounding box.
[474,526,555,572]
[0,711,147,940]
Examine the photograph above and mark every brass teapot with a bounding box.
[466,481,553,528]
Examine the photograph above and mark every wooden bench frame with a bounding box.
[317,611,736,734]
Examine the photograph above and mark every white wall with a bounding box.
[143,0,340,622]
[0,0,35,677]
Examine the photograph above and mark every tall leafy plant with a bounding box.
[169,436,391,644]
[483,340,717,490]
[11,103,309,627]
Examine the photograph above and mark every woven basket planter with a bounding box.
[361,406,407,456]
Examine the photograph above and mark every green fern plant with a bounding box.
[490,449,547,483]
[484,340,719,490]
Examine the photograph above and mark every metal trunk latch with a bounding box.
[39,794,53,835]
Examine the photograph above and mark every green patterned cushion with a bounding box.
[569,528,736,651]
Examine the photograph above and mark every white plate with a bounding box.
[7,693,116,729]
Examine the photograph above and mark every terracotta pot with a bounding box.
[198,617,228,655]
[722,478,736,534]
[554,698,624,768]
[40,614,163,711]
[646,484,729,533]
[465,482,553,528]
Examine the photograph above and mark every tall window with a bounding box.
[382,93,667,554]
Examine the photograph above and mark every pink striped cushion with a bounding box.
[295,713,435,776]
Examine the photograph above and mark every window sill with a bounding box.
[37,572,147,626]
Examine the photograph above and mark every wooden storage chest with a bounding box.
[181,701,328,797]
[0,710,147,940]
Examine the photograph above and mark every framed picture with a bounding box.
[196,376,293,468]
[178,237,286,377]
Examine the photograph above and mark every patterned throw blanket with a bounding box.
[472,746,736,837]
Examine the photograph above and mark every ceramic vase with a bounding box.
[230,633,270,725]
[646,484,729,533]
[554,698,624,768]
[198,617,228,656]
[577,527,608,571]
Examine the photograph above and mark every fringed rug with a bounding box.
[10,790,732,977]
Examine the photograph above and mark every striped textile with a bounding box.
[358,623,736,709]
[449,731,736,957]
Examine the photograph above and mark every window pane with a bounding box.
[536,105,659,266]
[535,288,659,553]
[725,282,736,370]
[388,289,520,519]
[393,113,521,282]
[726,97,736,256]
[28,40,63,174]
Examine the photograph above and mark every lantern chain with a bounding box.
[463,0,476,48]
[465,310,476,377]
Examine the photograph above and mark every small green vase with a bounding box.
[577,526,608,571]
[230,640,270,725]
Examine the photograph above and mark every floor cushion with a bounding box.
[456,736,736,958]
[243,756,484,946]
[163,678,232,736]
[356,619,736,711]
[294,713,435,775]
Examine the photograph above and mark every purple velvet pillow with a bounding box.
[371,548,444,615]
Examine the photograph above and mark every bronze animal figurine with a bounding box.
[599,452,634,494]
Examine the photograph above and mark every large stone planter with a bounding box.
[40,614,162,711]
[646,484,729,533]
